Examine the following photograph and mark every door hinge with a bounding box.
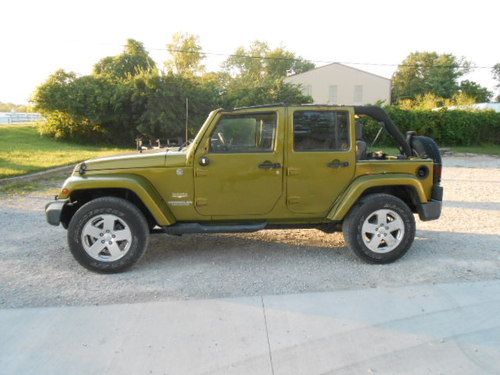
[195,169,208,177]
[195,198,208,206]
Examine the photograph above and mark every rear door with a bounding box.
[286,107,356,215]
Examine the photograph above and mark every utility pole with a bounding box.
[185,98,189,144]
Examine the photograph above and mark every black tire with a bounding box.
[410,136,442,165]
[67,197,149,273]
[343,193,416,264]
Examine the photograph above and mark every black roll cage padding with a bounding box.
[353,106,413,158]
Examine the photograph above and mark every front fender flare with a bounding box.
[60,174,176,226]
[327,174,428,221]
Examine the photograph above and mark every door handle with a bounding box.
[327,159,349,168]
[258,161,281,169]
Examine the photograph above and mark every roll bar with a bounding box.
[354,106,412,157]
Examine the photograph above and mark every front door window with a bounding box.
[210,112,277,153]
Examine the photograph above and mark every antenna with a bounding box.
[185,98,189,143]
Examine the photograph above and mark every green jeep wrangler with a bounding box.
[45,105,443,272]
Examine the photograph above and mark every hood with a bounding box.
[81,148,190,171]
[164,149,190,167]
[82,150,167,171]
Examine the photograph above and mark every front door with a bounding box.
[194,109,284,216]
[286,107,356,215]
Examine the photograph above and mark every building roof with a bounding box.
[285,62,391,81]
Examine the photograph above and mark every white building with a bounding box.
[284,62,391,105]
[0,112,43,124]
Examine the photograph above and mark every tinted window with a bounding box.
[210,112,277,153]
[293,111,349,151]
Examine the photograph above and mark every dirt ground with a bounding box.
[0,155,499,309]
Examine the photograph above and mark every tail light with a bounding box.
[433,164,442,184]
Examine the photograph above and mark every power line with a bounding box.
[145,46,496,70]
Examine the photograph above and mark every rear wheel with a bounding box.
[67,197,149,273]
[343,193,416,263]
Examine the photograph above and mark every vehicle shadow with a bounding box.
[132,228,500,299]
[141,226,500,265]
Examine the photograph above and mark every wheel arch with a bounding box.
[327,174,427,221]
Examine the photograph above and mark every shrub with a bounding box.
[362,106,500,147]
[38,112,105,140]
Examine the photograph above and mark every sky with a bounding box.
[1,0,499,104]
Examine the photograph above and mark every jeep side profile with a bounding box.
[45,105,443,272]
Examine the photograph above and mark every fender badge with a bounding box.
[172,192,188,198]
[167,200,192,206]
[176,168,184,176]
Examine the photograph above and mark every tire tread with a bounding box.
[67,196,149,273]
[343,193,416,264]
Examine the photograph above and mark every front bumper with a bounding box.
[417,185,443,221]
[45,199,68,226]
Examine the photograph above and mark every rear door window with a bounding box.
[293,110,350,151]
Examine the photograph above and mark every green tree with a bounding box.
[223,41,315,83]
[32,37,314,145]
[93,39,156,80]
[31,69,78,114]
[221,78,312,108]
[32,69,130,141]
[132,72,218,140]
[392,52,471,102]
[493,63,500,101]
[165,32,205,77]
[221,41,314,107]
[266,47,315,79]
[458,80,492,103]
[493,63,500,85]
[224,41,269,83]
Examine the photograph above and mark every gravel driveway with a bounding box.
[1,155,499,309]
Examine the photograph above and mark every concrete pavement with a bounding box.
[1,280,500,374]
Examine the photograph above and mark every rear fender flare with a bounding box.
[327,174,427,221]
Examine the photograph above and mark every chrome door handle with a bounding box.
[327,159,349,168]
[258,161,281,169]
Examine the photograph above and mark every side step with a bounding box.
[159,222,267,235]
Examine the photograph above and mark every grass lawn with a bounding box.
[0,123,129,179]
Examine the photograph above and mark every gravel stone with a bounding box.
[0,155,499,309]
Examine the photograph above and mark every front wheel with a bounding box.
[67,197,149,273]
[343,194,416,263]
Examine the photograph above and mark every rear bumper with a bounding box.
[418,200,442,221]
[417,185,443,221]
[45,199,68,226]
